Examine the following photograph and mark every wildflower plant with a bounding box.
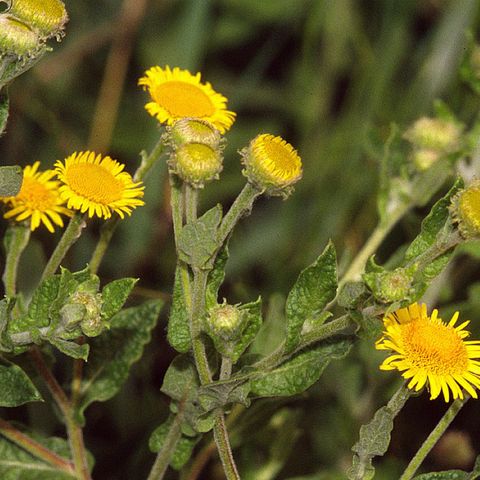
[2,4,480,480]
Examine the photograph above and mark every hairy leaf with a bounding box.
[285,241,337,353]
[205,242,229,309]
[75,300,162,424]
[48,338,89,361]
[0,166,22,198]
[0,358,42,407]
[0,90,9,137]
[251,338,351,397]
[167,265,191,353]
[100,277,138,320]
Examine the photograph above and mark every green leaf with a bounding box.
[198,379,251,412]
[0,358,42,406]
[0,433,80,479]
[48,338,89,360]
[0,90,9,137]
[100,277,137,320]
[0,298,15,351]
[231,298,263,362]
[251,338,352,397]
[161,354,199,403]
[205,242,229,309]
[285,241,337,353]
[75,300,162,424]
[177,204,222,268]
[413,472,468,480]
[0,166,23,198]
[167,265,191,353]
[149,416,199,470]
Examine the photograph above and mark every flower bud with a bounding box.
[168,118,221,149]
[0,15,39,57]
[240,134,302,197]
[169,142,223,188]
[207,303,246,341]
[9,0,68,39]
[364,266,416,303]
[412,148,440,171]
[65,290,104,337]
[450,182,480,238]
[404,117,461,153]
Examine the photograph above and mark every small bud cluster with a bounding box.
[206,302,246,341]
[165,118,224,188]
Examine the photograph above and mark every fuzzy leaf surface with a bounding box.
[75,300,162,424]
[251,338,351,397]
[47,338,89,360]
[167,265,191,353]
[0,358,42,407]
[0,166,22,198]
[285,241,337,353]
[205,242,229,309]
[100,278,137,320]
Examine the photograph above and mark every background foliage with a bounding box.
[2,0,480,478]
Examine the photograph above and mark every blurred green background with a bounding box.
[2,0,480,478]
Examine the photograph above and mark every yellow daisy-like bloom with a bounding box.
[241,134,302,197]
[54,151,145,219]
[450,182,480,238]
[2,162,72,232]
[376,303,480,402]
[138,66,236,134]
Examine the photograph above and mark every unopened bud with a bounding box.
[0,15,39,57]
[207,303,246,341]
[168,118,221,149]
[412,149,440,171]
[450,182,480,238]
[404,117,461,153]
[364,266,416,303]
[67,290,104,337]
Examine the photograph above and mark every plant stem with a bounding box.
[213,414,241,480]
[0,417,75,474]
[41,214,85,282]
[146,409,185,480]
[185,185,198,223]
[217,182,262,245]
[399,396,469,480]
[29,347,91,480]
[2,224,30,297]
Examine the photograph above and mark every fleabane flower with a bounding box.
[376,303,480,402]
[54,151,144,219]
[138,66,236,133]
[2,161,71,232]
[240,134,302,197]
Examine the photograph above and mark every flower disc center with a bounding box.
[260,139,301,176]
[20,177,56,210]
[153,81,215,118]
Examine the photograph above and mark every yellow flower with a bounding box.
[376,303,480,402]
[450,182,480,238]
[2,162,71,232]
[54,151,144,219]
[240,134,302,197]
[138,66,236,133]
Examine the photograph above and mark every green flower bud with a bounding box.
[412,148,440,171]
[66,290,104,337]
[207,303,246,341]
[169,142,223,188]
[450,182,480,239]
[0,15,39,57]
[404,117,462,153]
[9,0,68,39]
[364,266,416,303]
[168,118,221,149]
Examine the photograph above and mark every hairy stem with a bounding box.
[0,418,75,474]
[41,214,85,282]
[399,396,469,480]
[2,224,30,297]
[185,185,198,223]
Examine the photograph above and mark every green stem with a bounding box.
[217,182,262,245]
[213,413,241,480]
[399,396,469,480]
[219,356,233,381]
[134,136,166,183]
[185,185,198,224]
[2,224,30,297]
[40,214,85,282]
[0,417,75,474]
[170,175,184,245]
[146,410,185,480]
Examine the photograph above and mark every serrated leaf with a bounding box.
[0,358,42,406]
[0,90,9,137]
[405,179,463,261]
[47,338,89,360]
[149,416,199,470]
[413,472,468,480]
[177,204,222,268]
[205,242,229,309]
[285,241,337,353]
[251,338,352,397]
[0,166,23,197]
[167,265,191,353]
[75,300,162,424]
[101,277,137,320]
[0,433,79,480]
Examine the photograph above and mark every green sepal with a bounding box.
[149,415,200,470]
[205,241,229,310]
[250,337,352,397]
[0,165,22,197]
[74,300,162,425]
[177,204,222,268]
[47,338,90,360]
[0,357,42,406]
[100,277,138,321]
[285,241,337,353]
[167,265,191,353]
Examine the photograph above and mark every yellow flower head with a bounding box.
[240,134,302,197]
[138,66,236,133]
[2,162,72,232]
[376,303,480,402]
[54,151,145,220]
[450,182,480,238]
